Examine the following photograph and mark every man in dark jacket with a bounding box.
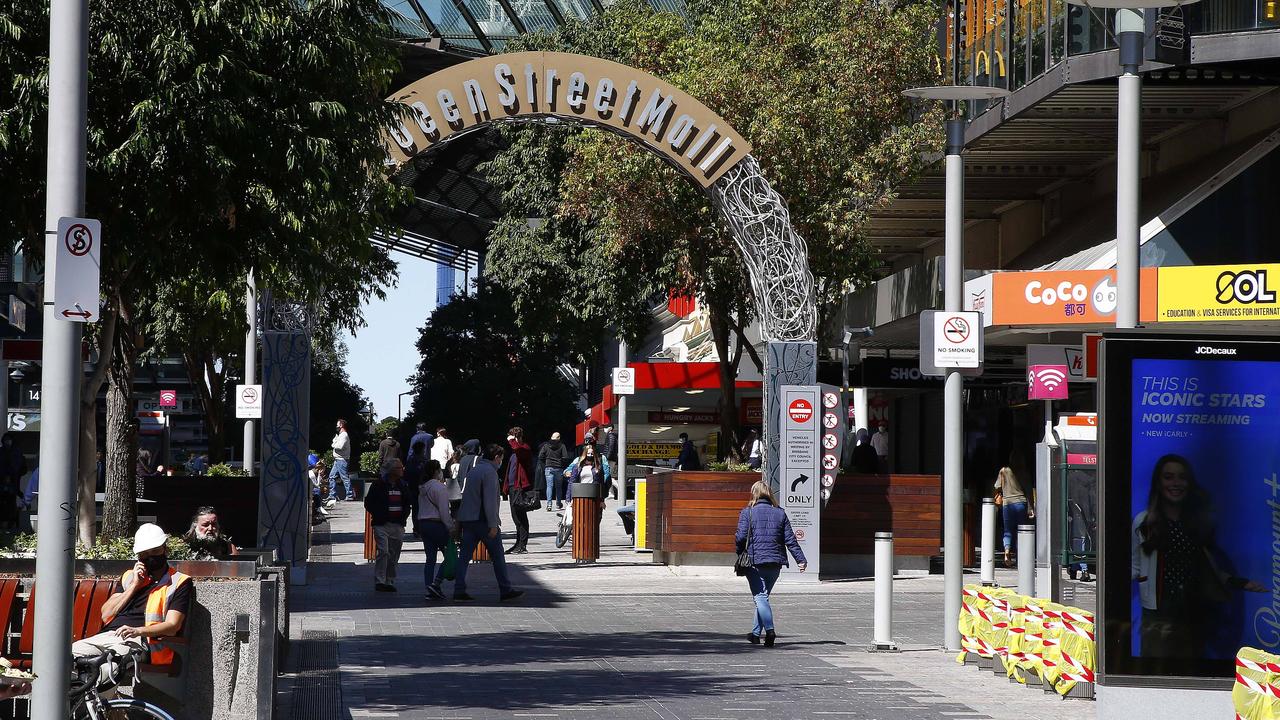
[601,423,620,499]
[364,458,410,592]
[377,431,400,466]
[538,432,571,511]
[677,433,701,472]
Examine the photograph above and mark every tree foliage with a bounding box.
[478,0,941,456]
[0,0,406,538]
[407,285,580,448]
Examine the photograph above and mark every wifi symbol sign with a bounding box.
[1028,364,1070,400]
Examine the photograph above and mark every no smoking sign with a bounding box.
[924,310,982,370]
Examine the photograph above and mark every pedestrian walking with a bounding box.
[418,459,455,602]
[994,456,1031,567]
[871,423,890,474]
[735,480,807,647]
[409,423,434,458]
[742,430,762,470]
[377,430,400,467]
[852,429,879,474]
[602,422,620,499]
[329,419,353,501]
[431,428,455,474]
[538,432,571,511]
[453,443,524,602]
[450,439,481,514]
[365,457,410,592]
[406,440,430,491]
[677,432,702,471]
[504,427,535,554]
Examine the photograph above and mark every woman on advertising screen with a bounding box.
[1132,454,1267,658]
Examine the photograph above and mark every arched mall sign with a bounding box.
[383,51,816,343]
[384,52,822,493]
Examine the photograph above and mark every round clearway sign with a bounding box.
[788,399,813,423]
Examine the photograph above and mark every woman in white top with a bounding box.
[743,430,762,470]
[431,429,455,473]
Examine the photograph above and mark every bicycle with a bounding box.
[69,647,175,719]
[555,505,572,549]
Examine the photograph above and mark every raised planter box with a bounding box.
[645,470,941,575]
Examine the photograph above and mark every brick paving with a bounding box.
[279,499,1096,720]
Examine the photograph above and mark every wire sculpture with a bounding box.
[709,155,818,342]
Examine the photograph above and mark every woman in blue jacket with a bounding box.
[735,480,807,646]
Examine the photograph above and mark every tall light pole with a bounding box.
[903,85,1008,652]
[32,0,89,713]
[397,390,413,422]
[244,271,257,469]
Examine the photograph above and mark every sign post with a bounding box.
[236,384,263,419]
[780,385,821,581]
[52,217,100,322]
[32,0,92,711]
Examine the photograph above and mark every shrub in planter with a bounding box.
[359,451,381,476]
[207,463,250,477]
[1,533,193,559]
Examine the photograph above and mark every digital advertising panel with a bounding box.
[1101,334,1280,686]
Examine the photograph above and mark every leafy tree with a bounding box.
[310,332,372,466]
[407,285,580,449]
[480,0,940,458]
[0,0,404,539]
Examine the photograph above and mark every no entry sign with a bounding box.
[787,398,814,423]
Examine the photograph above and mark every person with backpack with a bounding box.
[538,432,572,511]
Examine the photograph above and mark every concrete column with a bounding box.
[32,0,89,712]
[1115,9,1144,330]
[942,117,966,652]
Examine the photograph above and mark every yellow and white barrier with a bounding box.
[1234,647,1280,720]
[956,583,1095,697]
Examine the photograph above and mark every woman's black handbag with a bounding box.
[734,506,754,576]
[512,487,541,512]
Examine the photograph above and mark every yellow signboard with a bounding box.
[1157,264,1280,322]
[627,442,682,459]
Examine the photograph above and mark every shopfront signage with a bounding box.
[384,52,751,188]
[780,385,820,581]
[647,411,718,425]
[739,397,763,425]
[856,357,943,389]
[967,269,1157,327]
[6,410,39,432]
[626,441,682,460]
[1156,263,1280,322]
[1028,344,1087,383]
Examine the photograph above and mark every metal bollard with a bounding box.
[980,498,996,586]
[1017,524,1036,596]
[871,532,899,651]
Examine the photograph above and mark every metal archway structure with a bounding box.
[384,51,821,492]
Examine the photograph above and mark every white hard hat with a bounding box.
[133,523,168,554]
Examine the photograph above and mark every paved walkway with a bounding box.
[278,498,1095,720]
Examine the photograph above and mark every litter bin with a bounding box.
[571,482,603,562]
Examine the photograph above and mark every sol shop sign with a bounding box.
[384,52,751,188]
[966,269,1157,326]
[1157,263,1280,322]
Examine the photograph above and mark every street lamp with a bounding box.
[1062,0,1199,328]
[397,390,413,422]
[902,84,1009,653]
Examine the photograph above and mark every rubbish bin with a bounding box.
[571,482,603,562]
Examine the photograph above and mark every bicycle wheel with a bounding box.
[556,520,571,548]
[104,698,178,720]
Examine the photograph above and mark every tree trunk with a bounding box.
[709,301,743,462]
[77,299,118,546]
[102,331,138,541]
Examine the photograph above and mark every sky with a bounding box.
[342,255,439,422]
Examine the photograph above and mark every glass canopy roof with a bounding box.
[382,0,687,55]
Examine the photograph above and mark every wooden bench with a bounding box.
[7,578,185,676]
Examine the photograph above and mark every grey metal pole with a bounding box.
[243,271,257,469]
[872,531,898,651]
[32,0,89,712]
[1115,9,1144,329]
[980,497,996,586]
[1018,524,1037,596]
[617,338,628,507]
[943,117,966,652]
